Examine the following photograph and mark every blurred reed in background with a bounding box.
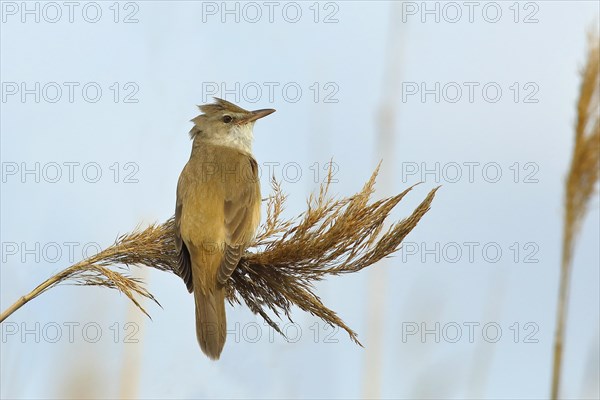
[551,32,600,400]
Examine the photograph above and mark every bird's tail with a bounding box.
[194,282,227,360]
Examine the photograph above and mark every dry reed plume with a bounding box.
[0,164,439,343]
[551,33,600,399]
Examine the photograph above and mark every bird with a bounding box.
[174,98,275,360]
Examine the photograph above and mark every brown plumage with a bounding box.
[175,98,273,359]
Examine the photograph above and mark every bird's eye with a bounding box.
[222,115,233,123]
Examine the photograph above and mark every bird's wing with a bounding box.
[175,172,193,293]
[217,156,261,285]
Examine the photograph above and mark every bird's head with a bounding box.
[190,98,275,153]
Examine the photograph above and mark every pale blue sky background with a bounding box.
[1,1,599,399]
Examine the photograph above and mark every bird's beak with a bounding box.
[239,108,276,124]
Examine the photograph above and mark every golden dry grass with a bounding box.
[0,164,439,344]
[551,32,600,399]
